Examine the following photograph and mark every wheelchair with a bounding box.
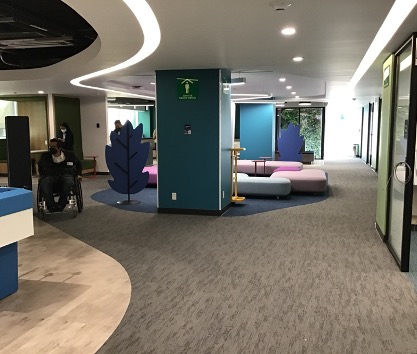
[37,173,83,219]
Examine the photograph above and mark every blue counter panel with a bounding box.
[0,242,18,300]
[0,187,33,217]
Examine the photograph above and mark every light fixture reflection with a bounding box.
[400,54,412,71]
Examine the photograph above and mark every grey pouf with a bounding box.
[236,173,291,197]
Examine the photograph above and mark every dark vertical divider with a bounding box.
[6,116,32,190]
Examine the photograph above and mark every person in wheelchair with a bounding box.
[38,138,82,213]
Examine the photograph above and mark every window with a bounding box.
[278,107,325,159]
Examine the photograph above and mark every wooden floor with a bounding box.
[0,217,131,354]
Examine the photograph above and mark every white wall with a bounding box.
[0,100,17,138]
[324,99,362,158]
[80,96,108,172]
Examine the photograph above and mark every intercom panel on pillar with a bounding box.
[6,116,32,190]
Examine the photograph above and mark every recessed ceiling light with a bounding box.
[38,90,44,94]
[281,27,296,35]
[279,78,286,82]
[150,82,155,85]
[286,86,292,89]
[292,56,303,62]
[295,96,299,98]
[299,101,311,106]
[291,91,296,95]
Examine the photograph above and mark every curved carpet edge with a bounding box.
[91,187,328,217]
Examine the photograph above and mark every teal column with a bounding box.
[156,69,232,215]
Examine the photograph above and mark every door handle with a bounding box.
[393,161,412,184]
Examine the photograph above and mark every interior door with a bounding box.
[387,40,415,271]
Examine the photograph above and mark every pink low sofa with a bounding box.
[270,169,327,193]
[143,165,157,185]
[236,160,303,176]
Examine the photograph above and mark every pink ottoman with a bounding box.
[236,160,303,175]
[143,165,157,185]
[270,169,327,193]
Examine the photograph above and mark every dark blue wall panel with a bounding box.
[0,242,18,300]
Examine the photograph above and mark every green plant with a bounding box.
[280,108,323,158]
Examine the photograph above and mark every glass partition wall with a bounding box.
[387,35,417,271]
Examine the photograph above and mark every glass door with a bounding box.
[279,107,325,159]
[387,39,415,271]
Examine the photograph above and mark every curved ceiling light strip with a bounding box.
[231,93,273,102]
[71,0,160,99]
[348,0,417,90]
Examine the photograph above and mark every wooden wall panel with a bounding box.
[17,100,48,151]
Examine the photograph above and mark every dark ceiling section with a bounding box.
[0,0,97,70]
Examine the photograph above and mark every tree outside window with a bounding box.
[279,107,324,159]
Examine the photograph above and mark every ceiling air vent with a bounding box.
[269,1,292,11]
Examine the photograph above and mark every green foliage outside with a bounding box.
[280,109,299,129]
[280,108,323,158]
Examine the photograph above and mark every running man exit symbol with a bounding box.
[177,78,198,100]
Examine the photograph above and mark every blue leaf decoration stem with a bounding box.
[105,121,150,201]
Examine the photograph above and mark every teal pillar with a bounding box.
[156,69,232,215]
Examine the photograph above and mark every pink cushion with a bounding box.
[273,166,302,172]
[236,160,303,175]
[143,165,157,185]
[270,169,327,193]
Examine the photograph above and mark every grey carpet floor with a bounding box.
[39,159,417,354]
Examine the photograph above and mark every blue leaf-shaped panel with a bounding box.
[277,123,304,162]
[106,121,150,194]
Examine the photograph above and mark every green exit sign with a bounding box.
[177,78,198,100]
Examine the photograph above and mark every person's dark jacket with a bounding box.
[38,150,82,177]
[57,128,74,151]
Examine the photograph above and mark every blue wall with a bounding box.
[137,110,151,138]
[156,69,232,212]
[239,104,275,160]
[0,242,17,300]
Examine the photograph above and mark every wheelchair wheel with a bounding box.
[76,178,83,212]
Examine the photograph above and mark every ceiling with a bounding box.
[0,0,415,106]
[0,0,96,69]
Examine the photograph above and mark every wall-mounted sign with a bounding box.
[177,78,198,100]
[184,124,191,134]
[383,66,390,87]
[222,77,231,94]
